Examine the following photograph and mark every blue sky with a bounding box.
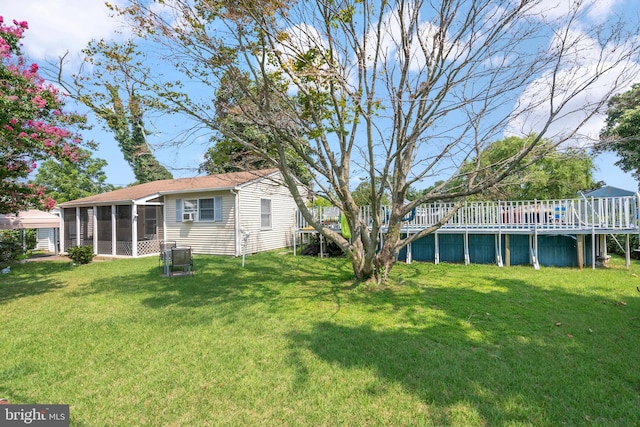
[4,0,639,192]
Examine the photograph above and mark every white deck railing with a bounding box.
[296,196,640,232]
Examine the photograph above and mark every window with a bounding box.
[261,198,272,229]
[177,197,222,222]
[143,206,158,238]
[184,199,198,215]
[199,198,215,221]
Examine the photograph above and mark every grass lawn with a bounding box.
[1,251,639,426]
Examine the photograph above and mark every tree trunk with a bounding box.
[374,221,402,283]
[346,237,376,281]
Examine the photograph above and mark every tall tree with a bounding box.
[599,83,640,188]
[31,145,116,203]
[112,0,640,281]
[54,40,173,184]
[199,69,313,184]
[0,17,82,213]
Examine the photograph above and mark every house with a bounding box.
[582,185,637,198]
[57,169,307,258]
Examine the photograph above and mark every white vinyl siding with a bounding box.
[238,174,304,254]
[36,228,56,252]
[166,192,235,255]
[164,171,306,257]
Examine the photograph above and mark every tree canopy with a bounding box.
[199,72,313,185]
[54,40,173,184]
[455,136,600,201]
[0,17,82,213]
[31,145,116,203]
[599,83,640,188]
[102,0,640,281]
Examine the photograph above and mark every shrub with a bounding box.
[0,229,36,265]
[66,245,96,264]
[607,234,640,260]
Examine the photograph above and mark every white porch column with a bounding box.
[75,207,81,247]
[132,204,138,257]
[59,210,65,252]
[111,205,117,256]
[93,207,98,254]
[464,230,470,265]
[625,234,630,269]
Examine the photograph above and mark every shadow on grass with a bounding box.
[0,262,68,305]
[66,253,354,312]
[287,275,640,425]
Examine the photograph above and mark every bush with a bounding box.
[607,234,640,260]
[66,245,96,264]
[0,229,36,265]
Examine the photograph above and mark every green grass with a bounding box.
[1,252,640,426]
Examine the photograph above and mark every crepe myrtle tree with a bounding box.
[110,0,640,282]
[0,17,82,214]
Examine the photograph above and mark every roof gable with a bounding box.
[582,185,637,198]
[58,169,280,207]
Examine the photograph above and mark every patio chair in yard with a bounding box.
[170,246,193,276]
[159,240,177,272]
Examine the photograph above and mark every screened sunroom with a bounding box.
[62,199,164,257]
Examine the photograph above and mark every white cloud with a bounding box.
[3,0,125,61]
[583,0,625,22]
[362,3,462,73]
[526,0,623,23]
[276,23,327,59]
[506,61,640,147]
[506,23,640,147]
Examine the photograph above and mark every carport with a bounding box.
[0,210,61,254]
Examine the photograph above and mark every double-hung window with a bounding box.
[261,198,272,229]
[199,198,216,221]
[177,197,222,222]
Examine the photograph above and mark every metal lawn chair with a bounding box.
[170,246,193,276]
[159,240,177,273]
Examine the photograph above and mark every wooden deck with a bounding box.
[297,196,640,235]
[295,195,640,269]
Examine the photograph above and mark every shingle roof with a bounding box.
[582,185,637,198]
[58,169,280,207]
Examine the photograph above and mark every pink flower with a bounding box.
[18,21,28,29]
[32,96,46,109]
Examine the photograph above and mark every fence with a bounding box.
[296,196,640,233]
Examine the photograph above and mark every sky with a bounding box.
[3,0,639,192]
